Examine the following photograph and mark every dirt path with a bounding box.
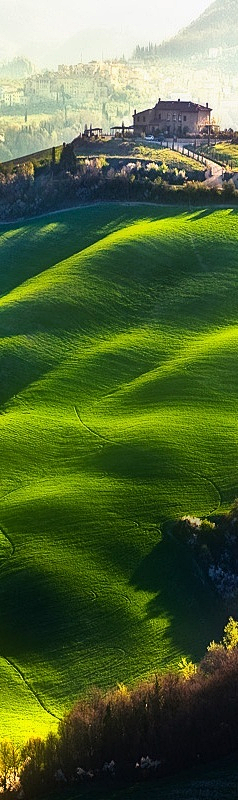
[204,158,223,187]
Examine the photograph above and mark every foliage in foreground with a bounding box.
[2,620,238,798]
[0,146,236,221]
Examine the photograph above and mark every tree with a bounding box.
[0,740,12,790]
[59,142,77,174]
[223,616,238,650]
[201,640,228,674]
[178,657,197,679]
[201,618,238,674]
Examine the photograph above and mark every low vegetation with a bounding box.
[1,137,238,223]
[174,501,238,606]
[73,138,206,173]
[0,142,210,221]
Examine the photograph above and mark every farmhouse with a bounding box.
[133,99,212,137]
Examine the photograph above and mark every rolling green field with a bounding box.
[0,202,238,743]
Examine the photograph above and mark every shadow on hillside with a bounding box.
[188,208,216,222]
[0,352,54,407]
[188,208,236,223]
[0,205,181,297]
[0,298,86,338]
[0,566,67,655]
[88,441,179,483]
[0,558,133,660]
[0,215,111,297]
[130,529,225,661]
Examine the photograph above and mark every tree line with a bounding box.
[1,618,238,798]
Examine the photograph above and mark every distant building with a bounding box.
[25,76,52,99]
[133,99,212,137]
[0,87,25,107]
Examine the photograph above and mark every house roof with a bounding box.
[134,100,212,117]
[156,100,212,112]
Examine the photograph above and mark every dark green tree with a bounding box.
[59,142,77,174]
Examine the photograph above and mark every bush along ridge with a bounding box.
[0,151,237,222]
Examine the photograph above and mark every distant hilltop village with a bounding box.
[0,59,225,133]
[133,99,212,138]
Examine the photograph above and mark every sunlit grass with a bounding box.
[0,203,237,742]
[213,142,238,167]
[198,142,238,168]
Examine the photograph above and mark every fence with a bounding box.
[165,141,208,167]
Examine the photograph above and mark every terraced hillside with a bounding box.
[0,203,238,743]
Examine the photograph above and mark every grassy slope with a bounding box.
[213,143,238,168]
[0,203,238,742]
[1,137,204,174]
[198,143,238,168]
[74,139,205,173]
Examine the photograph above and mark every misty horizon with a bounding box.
[0,0,213,66]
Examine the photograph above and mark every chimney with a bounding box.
[158,97,161,102]
[206,102,208,107]
[178,98,180,102]
[134,109,136,116]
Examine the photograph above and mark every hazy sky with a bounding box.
[0,0,213,62]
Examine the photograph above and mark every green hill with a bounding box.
[155,0,238,60]
[0,202,238,742]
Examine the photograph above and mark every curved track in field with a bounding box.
[2,655,62,722]
[75,396,222,606]
[193,471,221,515]
[0,485,62,724]
[0,526,15,559]
[0,477,131,723]
[0,485,19,566]
[74,405,115,445]
[189,226,207,273]
[75,401,222,520]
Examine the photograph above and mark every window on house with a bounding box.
[158,113,161,120]
[173,113,176,120]
[143,115,145,122]
[183,115,187,121]
[178,114,182,122]
[167,113,170,120]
